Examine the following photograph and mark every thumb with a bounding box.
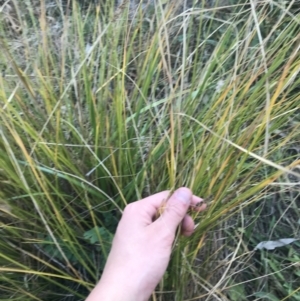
[157,187,192,233]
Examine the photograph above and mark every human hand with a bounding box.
[86,187,206,301]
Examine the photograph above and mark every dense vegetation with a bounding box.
[0,0,299,300]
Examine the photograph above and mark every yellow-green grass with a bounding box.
[0,0,299,300]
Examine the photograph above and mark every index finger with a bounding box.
[137,189,204,217]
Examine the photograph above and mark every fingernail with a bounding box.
[195,200,204,207]
[176,188,192,204]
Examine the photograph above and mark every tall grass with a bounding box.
[0,0,299,300]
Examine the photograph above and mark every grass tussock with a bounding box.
[0,0,300,300]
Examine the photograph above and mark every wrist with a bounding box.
[86,271,149,301]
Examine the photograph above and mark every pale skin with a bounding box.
[85,187,207,301]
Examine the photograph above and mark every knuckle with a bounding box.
[170,204,185,219]
[123,202,137,216]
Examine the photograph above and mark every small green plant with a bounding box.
[84,226,114,267]
[38,234,79,263]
